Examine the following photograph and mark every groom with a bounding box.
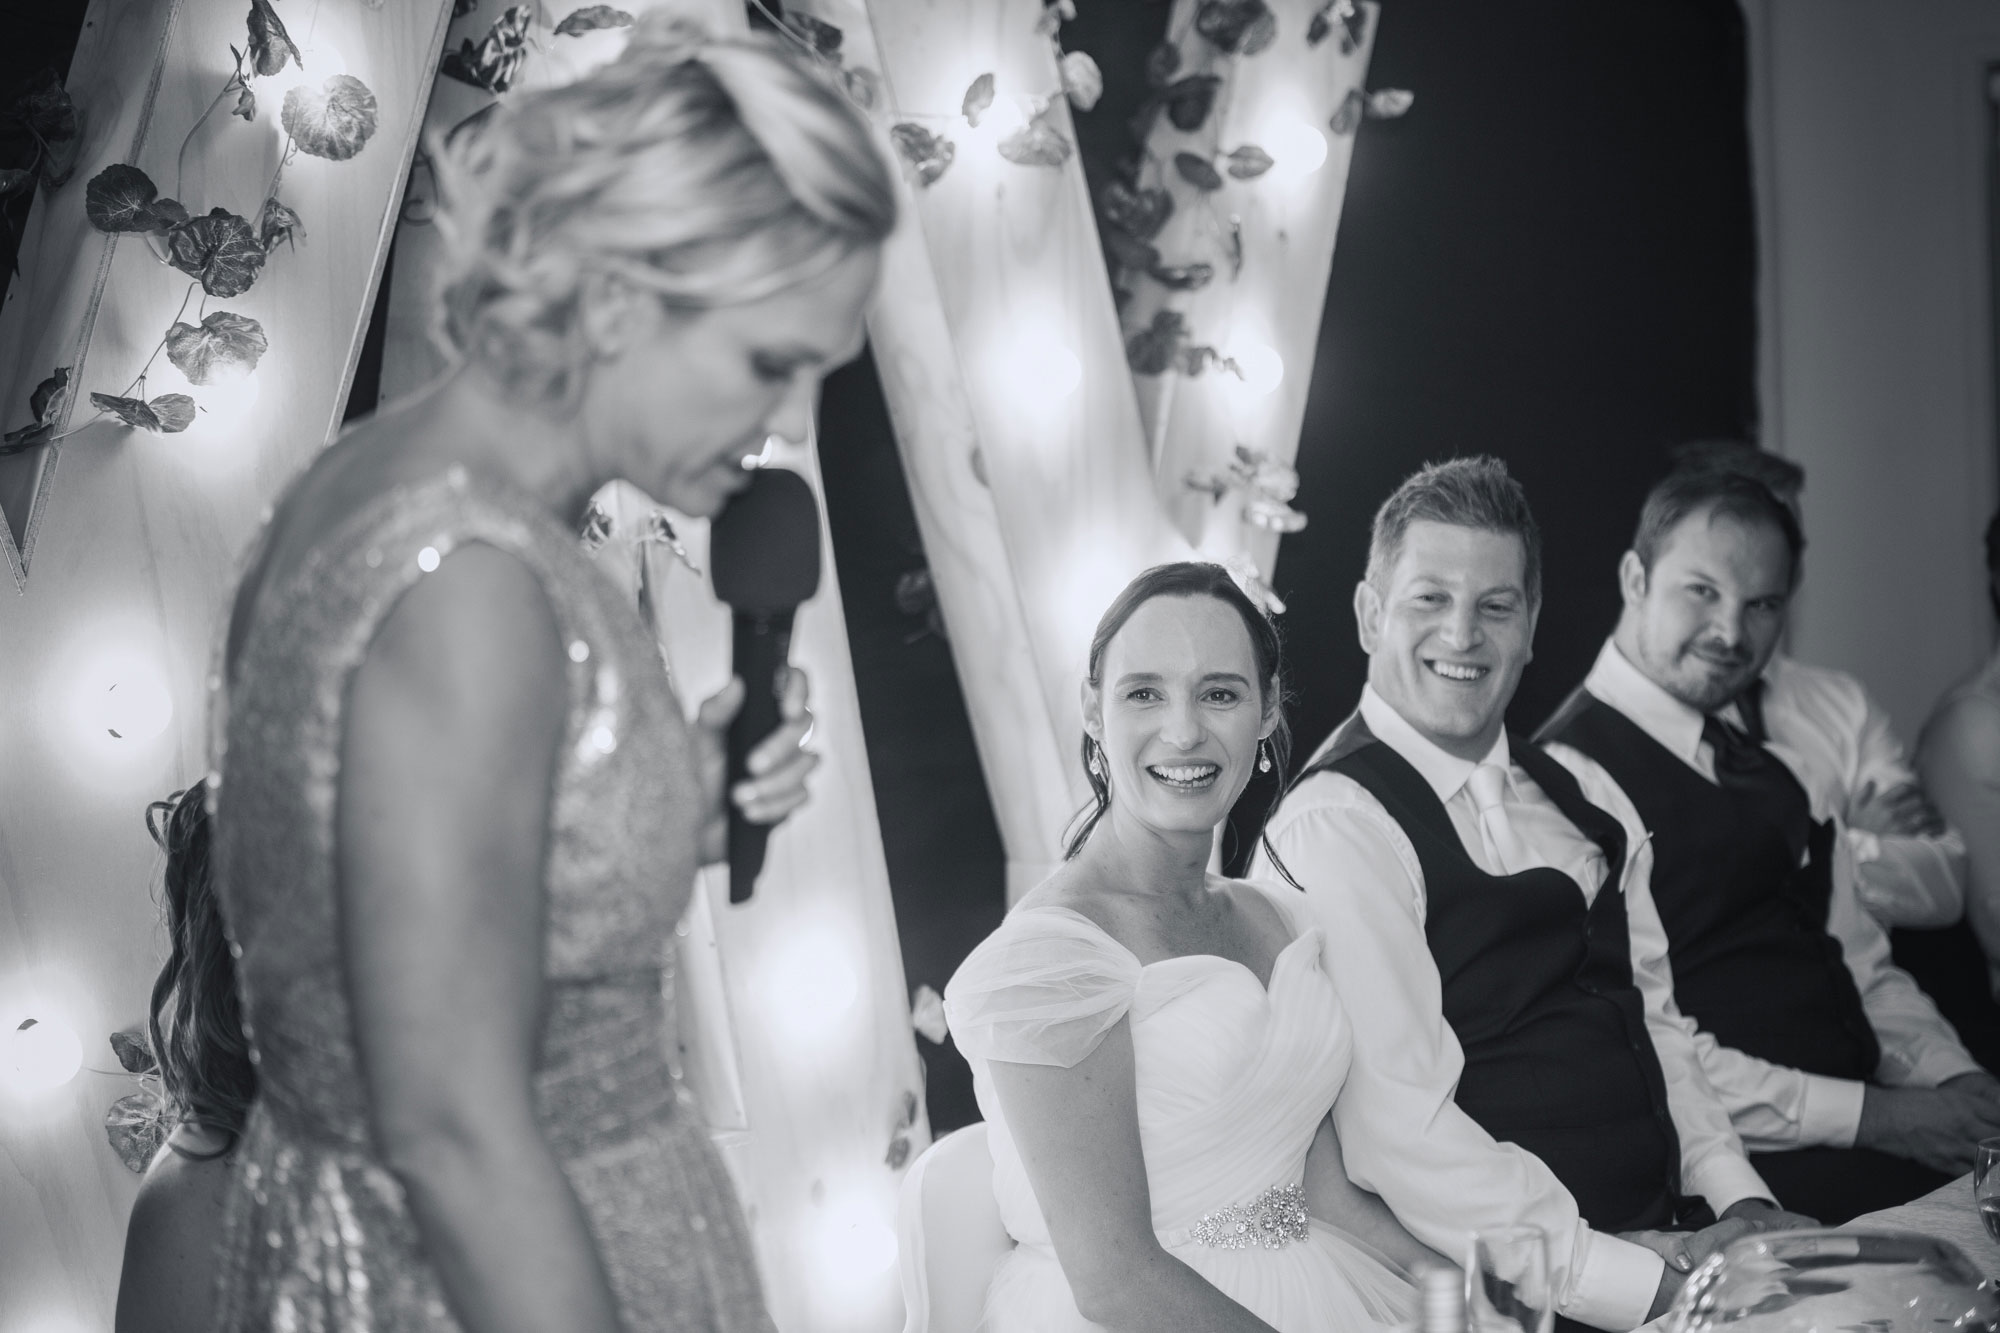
[1253,458,1801,1332]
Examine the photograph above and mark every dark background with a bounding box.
[818,0,1761,1131]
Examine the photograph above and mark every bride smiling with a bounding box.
[943,563,1435,1333]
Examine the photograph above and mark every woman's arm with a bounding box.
[988,1022,1278,1333]
[1303,1114,1449,1276]
[338,543,618,1333]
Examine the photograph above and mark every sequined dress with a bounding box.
[943,880,1416,1333]
[208,468,772,1331]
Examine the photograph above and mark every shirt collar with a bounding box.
[1358,683,1511,805]
[1583,638,1708,766]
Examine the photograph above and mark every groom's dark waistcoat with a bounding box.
[1297,714,1683,1233]
[1536,689,1880,1082]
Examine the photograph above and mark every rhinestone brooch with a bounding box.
[1190,1183,1310,1251]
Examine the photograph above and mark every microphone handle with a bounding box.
[725,609,795,903]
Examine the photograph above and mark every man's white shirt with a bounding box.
[1251,685,1769,1332]
[1755,654,1967,931]
[1550,641,1983,1153]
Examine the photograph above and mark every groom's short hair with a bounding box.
[1365,456,1542,607]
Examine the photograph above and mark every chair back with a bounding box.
[897,1122,1014,1333]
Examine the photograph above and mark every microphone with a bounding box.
[709,466,822,903]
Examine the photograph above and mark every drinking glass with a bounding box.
[1977,1136,2000,1243]
[1466,1224,1555,1333]
[1670,1229,1998,1333]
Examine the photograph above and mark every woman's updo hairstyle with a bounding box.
[433,13,897,406]
[1065,562,1298,884]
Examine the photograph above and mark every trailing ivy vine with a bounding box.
[2,0,381,452]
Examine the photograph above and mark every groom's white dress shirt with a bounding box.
[1547,642,1983,1153]
[1251,686,1771,1333]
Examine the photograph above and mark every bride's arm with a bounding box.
[988,1021,1280,1333]
[338,545,620,1333]
[1304,1114,1452,1276]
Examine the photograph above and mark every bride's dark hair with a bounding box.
[1064,562,1299,885]
[145,780,257,1156]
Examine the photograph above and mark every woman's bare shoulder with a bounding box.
[116,1139,235,1333]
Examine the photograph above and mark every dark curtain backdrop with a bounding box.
[819,0,1758,1132]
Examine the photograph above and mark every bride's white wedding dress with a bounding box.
[944,878,1416,1332]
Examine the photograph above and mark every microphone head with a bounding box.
[710,466,822,612]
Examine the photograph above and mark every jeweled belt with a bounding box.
[1180,1182,1311,1251]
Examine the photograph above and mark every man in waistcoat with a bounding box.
[1536,465,2000,1223]
[1253,458,1802,1333]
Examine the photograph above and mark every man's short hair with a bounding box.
[1669,440,1805,512]
[1632,466,1805,586]
[1365,456,1542,606]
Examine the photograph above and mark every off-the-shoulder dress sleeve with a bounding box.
[943,909,1143,1069]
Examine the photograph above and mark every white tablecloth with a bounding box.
[1848,1172,1998,1277]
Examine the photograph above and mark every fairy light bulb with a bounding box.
[91,660,175,743]
[3,1016,83,1094]
[267,37,349,108]
[765,927,861,1053]
[1232,342,1285,396]
[1266,119,1328,178]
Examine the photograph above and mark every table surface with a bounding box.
[1847,1172,1998,1277]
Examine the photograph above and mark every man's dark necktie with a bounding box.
[1702,710,1812,863]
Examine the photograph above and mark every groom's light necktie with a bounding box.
[1466,762,1532,876]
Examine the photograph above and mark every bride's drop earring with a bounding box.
[1257,740,1272,773]
[1087,742,1103,778]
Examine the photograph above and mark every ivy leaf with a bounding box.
[1225,144,1273,179]
[889,123,955,188]
[1125,309,1186,376]
[1366,88,1415,119]
[15,68,81,188]
[1161,74,1221,133]
[1174,343,1240,378]
[165,311,268,385]
[553,4,632,35]
[1144,41,1180,89]
[1224,213,1243,278]
[232,79,257,121]
[166,208,266,297]
[84,164,163,233]
[283,74,379,161]
[1104,231,1161,275]
[1,367,71,458]
[245,0,302,77]
[149,198,190,231]
[1239,9,1277,56]
[1329,88,1365,136]
[1247,495,1308,533]
[1060,51,1102,112]
[999,103,1072,168]
[961,73,996,128]
[1337,2,1369,55]
[15,68,80,147]
[1149,262,1213,291]
[1307,3,1333,46]
[1193,0,1273,55]
[439,6,532,94]
[90,392,197,434]
[1173,151,1223,192]
[109,1027,157,1074]
[841,66,880,110]
[258,196,303,252]
[104,1090,170,1174]
[1098,180,1173,241]
[781,10,843,56]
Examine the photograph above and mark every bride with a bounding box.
[944,563,1436,1333]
